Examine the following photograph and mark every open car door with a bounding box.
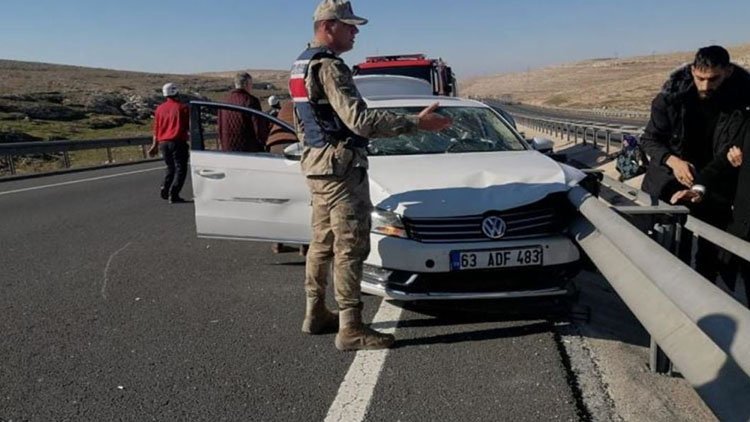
[189,101,311,243]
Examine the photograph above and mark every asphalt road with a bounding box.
[499,103,648,129]
[0,163,583,421]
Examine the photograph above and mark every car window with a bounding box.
[189,101,297,155]
[355,66,433,83]
[368,106,527,156]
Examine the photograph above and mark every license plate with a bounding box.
[450,246,543,271]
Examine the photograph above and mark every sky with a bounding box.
[2,0,750,79]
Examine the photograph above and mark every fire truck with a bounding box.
[352,54,458,97]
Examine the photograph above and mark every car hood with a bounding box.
[368,151,585,218]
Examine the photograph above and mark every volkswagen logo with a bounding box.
[481,216,507,239]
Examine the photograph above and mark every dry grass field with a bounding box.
[0,60,288,98]
[461,43,750,112]
[0,60,288,141]
[0,60,290,175]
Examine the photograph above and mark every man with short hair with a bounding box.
[641,45,750,279]
[218,72,268,152]
[291,0,452,351]
[149,82,190,203]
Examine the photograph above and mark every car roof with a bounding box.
[354,75,433,97]
[364,95,487,109]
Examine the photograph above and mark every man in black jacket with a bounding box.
[671,111,750,306]
[641,45,750,280]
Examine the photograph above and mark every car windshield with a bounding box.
[368,106,527,156]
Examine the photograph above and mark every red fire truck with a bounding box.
[352,54,458,97]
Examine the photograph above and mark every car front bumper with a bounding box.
[361,234,581,301]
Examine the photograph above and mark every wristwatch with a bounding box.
[690,184,706,196]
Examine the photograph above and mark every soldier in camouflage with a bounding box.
[290,0,452,351]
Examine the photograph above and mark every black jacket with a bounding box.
[696,111,750,239]
[640,63,750,200]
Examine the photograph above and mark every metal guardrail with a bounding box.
[0,136,154,177]
[513,113,644,155]
[520,100,750,418]
[568,186,750,422]
[479,99,650,122]
[512,94,750,418]
[686,216,750,264]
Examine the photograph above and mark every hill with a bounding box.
[0,60,287,141]
[461,43,750,112]
[199,69,289,89]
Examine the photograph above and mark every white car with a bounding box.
[189,91,585,301]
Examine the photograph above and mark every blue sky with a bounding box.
[2,0,749,78]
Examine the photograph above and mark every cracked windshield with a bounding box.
[368,107,527,155]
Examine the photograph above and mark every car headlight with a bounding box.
[371,208,408,239]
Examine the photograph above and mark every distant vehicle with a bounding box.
[352,75,433,97]
[353,54,458,97]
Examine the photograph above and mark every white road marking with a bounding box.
[324,300,403,422]
[101,242,132,300]
[0,167,163,197]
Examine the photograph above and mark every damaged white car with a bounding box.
[189,92,586,300]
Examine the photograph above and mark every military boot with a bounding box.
[334,307,395,351]
[301,296,339,334]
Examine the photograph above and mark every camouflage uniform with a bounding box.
[296,41,419,310]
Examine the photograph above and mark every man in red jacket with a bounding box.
[148,82,190,203]
[217,72,268,152]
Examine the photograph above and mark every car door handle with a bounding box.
[196,169,226,180]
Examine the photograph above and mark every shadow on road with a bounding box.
[392,321,552,349]
[695,314,750,421]
[396,296,576,322]
[373,296,579,349]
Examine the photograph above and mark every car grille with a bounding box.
[403,193,570,243]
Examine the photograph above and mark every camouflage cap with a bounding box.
[313,0,368,26]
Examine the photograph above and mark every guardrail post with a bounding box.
[141,145,147,159]
[592,129,598,149]
[649,222,678,375]
[582,127,588,146]
[5,155,16,175]
[650,337,672,374]
[605,130,612,155]
[62,151,71,168]
[106,147,113,164]
[566,125,571,142]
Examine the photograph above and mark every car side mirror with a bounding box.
[283,142,303,161]
[529,137,554,155]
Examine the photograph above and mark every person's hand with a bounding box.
[665,155,695,187]
[727,146,743,168]
[417,103,452,132]
[147,144,159,157]
[670,189,703,204]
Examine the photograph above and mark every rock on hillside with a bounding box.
[0,59,287,140]
[461,43,750,111]
[0,130,42,143]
